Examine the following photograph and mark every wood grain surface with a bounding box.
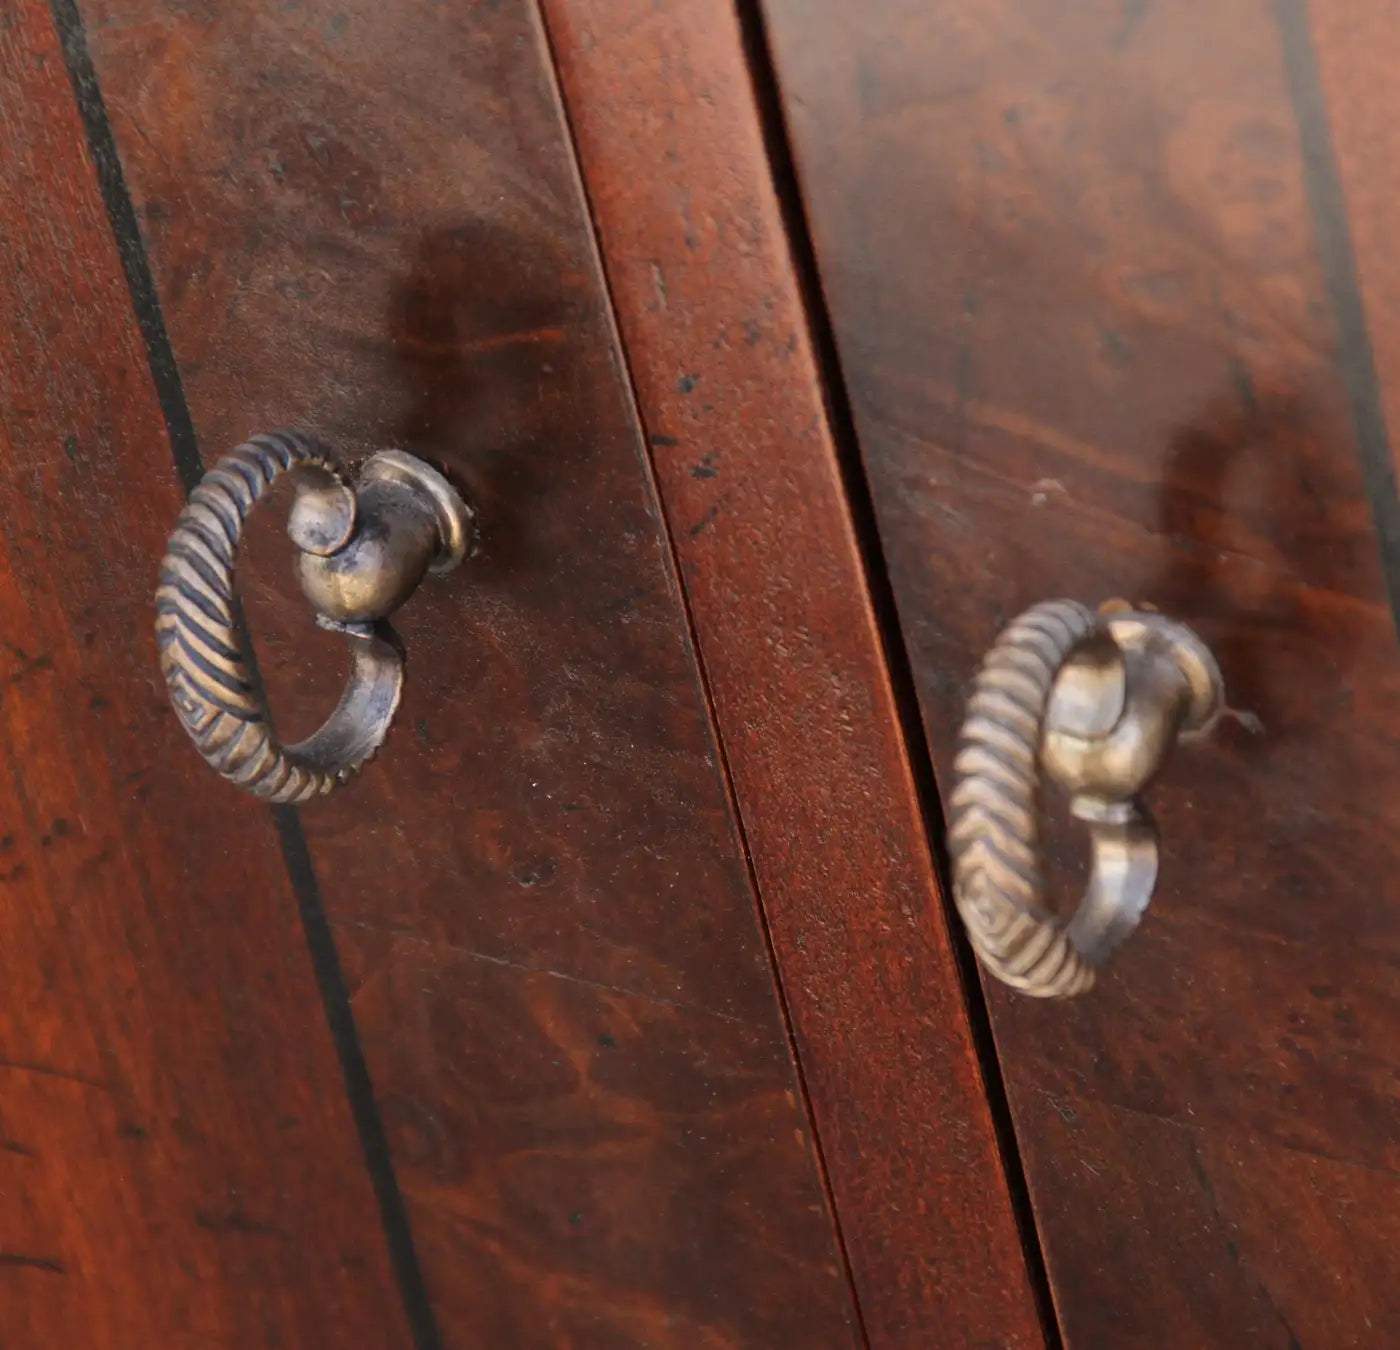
[0,4,413,1345]
[762,0,1400,1344]
[72,0,863,1344]
[541,1,1048,1345]
[1305,2,1400,516]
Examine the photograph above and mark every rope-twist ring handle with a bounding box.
[949,599,1223,998]
[155,430,472,803]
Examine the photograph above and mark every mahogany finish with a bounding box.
[1308,3,1400,492]
[15,0,1398,1341]
[74,0,860,1344]
[763,0,1400,1344]
[0,4,410,1345]
[542,1,1046,1345]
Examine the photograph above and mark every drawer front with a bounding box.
[2,1,868,1343]
[762,0,1400,1345]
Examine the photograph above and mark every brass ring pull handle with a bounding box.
[156,430,473,803]
[949,600,1223,998]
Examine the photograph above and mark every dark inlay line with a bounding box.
[731,2,1065,1345]
[271,807,444,1350]
[47,0,202,497]
[49,6,443,1347]
[1274,0,1400,627]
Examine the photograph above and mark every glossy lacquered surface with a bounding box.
[0,6,410,1344]
[0,0,867,1344]
[763,0,1400,1343]
[543,0,1048,1344]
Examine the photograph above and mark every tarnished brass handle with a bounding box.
[949,600,1223,997]
[155,430,473,803]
